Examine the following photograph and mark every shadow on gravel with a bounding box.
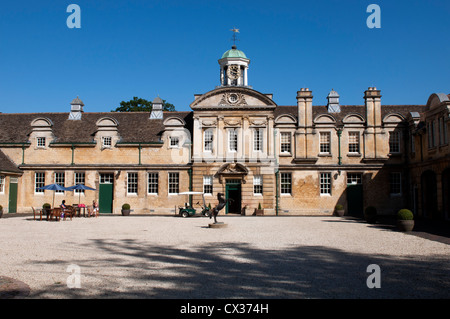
[29,239,449,299]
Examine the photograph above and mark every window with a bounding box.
[319,132,331,154]
[100,173,114,184]
[54,172,65,194]
[410,130,415,154]
[102,136,112,148]
[37,137,46,148]
[203,175,213,195]
[348,132,360,154]
[170,136,179,148]
[253,129,263,152]
[253,175,263,195]
[74,172,85,194]
[280,132,291,154]
[320,173,331,195]
[389,131,401,153]
[390,172,402,195]
[347,173,362,185]
[168,172,179,194]
[204,130,213,152]
[428,121,436,148]
[228,129,238,152]
[127,173,138,195]
[0,176,4,193]
[280,173,292,195]
[147,172,158,194]
[35,172,45,193]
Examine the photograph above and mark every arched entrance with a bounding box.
[442,168,450,221]
[421,170,438,219]
[216,163,248,214]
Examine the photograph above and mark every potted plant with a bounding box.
[254,203,264,216]
[397,209,414,232]
[335,204,345,217]
[0,205,3,218]
[364,206,377,223]
[42,203,51,218]
[121,203,131,216]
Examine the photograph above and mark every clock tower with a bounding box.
[218,45,250,87]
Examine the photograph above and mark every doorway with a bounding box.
[346,173,363,217]
[421,170,438,219]
[99,173,114,214]
[225,179,241,214]
[8,177,18,213]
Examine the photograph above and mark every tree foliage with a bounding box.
[111,97,175,112]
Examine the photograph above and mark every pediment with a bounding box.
[190,87,277,110]
[314,114,336,124]
[342,113,365,124]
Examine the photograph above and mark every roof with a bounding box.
[0,150,22,174]
[71,97,84,106]
[221,46,248,59]
[0,112,192,145]
[274,104,427,124]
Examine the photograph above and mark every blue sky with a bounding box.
[0,0,449,113]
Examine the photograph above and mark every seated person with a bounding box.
[60,200,67,218]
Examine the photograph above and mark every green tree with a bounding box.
[111,97,175,112]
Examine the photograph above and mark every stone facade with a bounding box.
[0,46,448,219]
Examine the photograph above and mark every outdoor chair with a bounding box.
[62,206,74,221]
[32,207,43,221]
[49,207,62,221]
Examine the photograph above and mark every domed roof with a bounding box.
[71,96,84,106]
[221,45,248,59]
[327,89,339,97]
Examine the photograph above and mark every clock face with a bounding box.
[227,65,241,80]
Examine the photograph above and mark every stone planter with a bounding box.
[397,220,414,232]
[121,209,131,216]
[335,209,345,217]
[254,209,264,216]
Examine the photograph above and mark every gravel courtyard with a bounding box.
[0,215,449,299]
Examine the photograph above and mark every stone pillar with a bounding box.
[295,88,314,160]
[193,116,202,163]
[364,87,382,159]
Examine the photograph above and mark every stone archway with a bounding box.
[421,170,438,219]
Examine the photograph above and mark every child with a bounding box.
[92,200,99,216]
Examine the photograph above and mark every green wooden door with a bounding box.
[99,183,113,214]
[8,178,18,213]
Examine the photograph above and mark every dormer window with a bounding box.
[170,136,180,148]
[102,136,112,148]
[37,137,46,148]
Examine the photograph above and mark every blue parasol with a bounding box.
[67,184,96,204]
[37,184,71,208]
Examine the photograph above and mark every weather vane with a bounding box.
[230,27,240,46]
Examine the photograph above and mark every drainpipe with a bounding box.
[337,128,342,166]
[71,144,75,165]
[138,144,142,166]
